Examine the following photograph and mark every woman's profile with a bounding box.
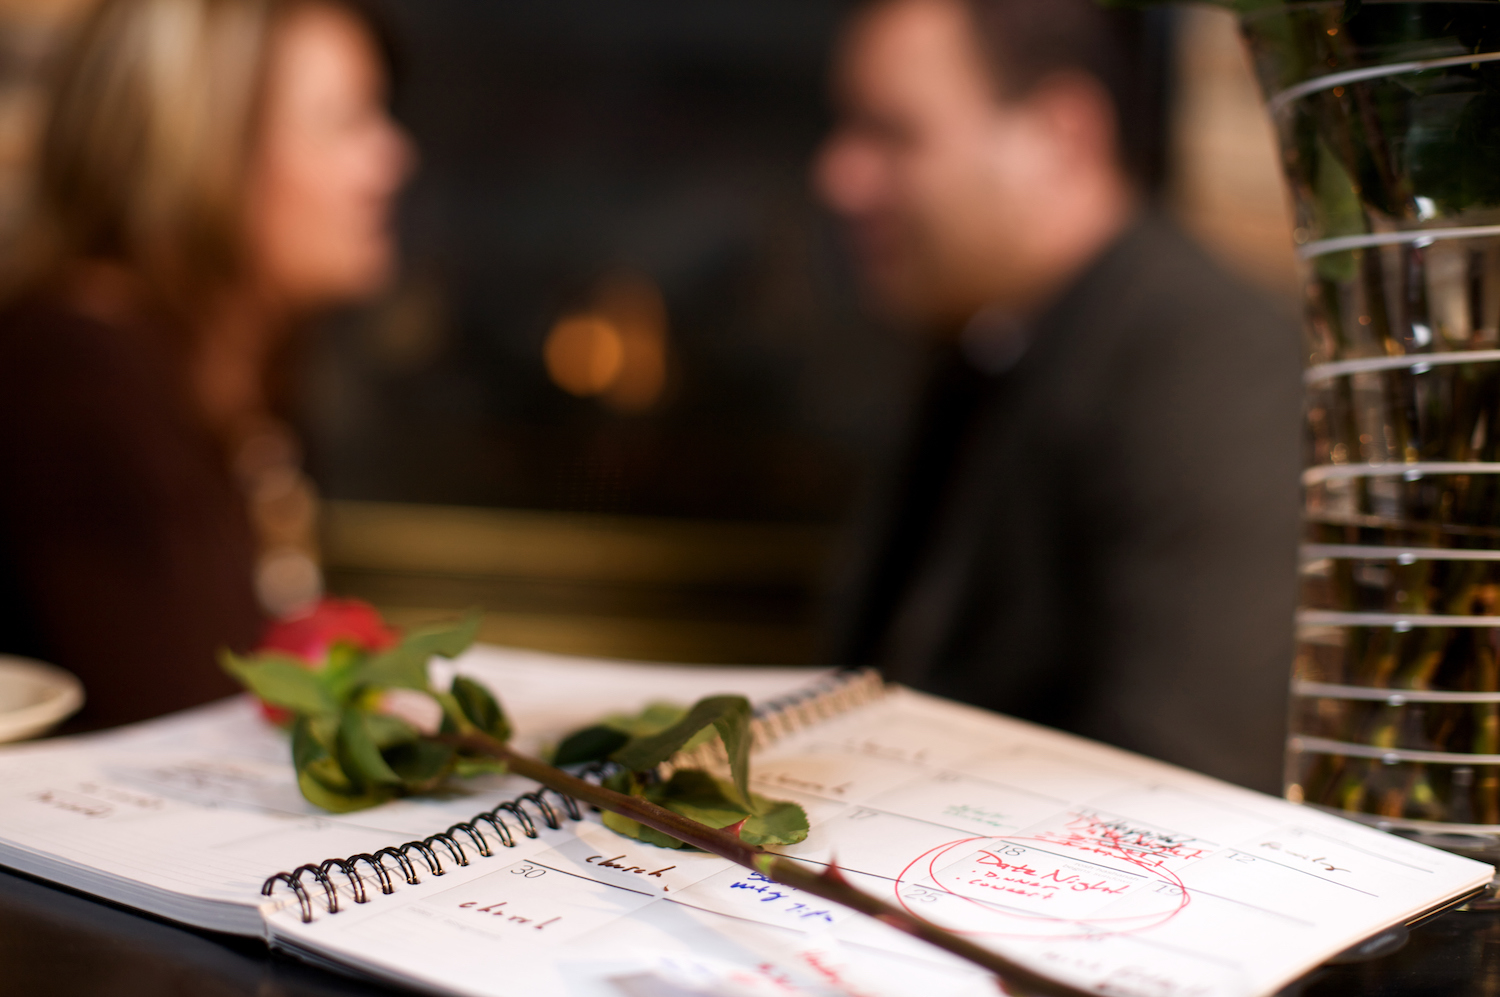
[0,0,411,729]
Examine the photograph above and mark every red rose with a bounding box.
[254,598,400,724]
[259,597,399,664]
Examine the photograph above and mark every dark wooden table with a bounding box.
[3,864,1496,997]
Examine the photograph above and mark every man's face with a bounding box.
[816,0,1056,327]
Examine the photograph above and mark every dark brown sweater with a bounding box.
[0,294,263,730]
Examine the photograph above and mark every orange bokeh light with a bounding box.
[543,273,668,412]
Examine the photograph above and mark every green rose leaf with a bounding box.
[649,769,748,825]
[337,711,404,789]
[610,695,755,807]
[293,732,394,813]
[318,642,368,705]
[604,702,687,736]
[452,755,509,779]
[223,652,336,715]
[364,711,420,749]
[598,769,810,850]
[290,715,327,772]
[740,798,809,846]
[552,725,630,766]
[713,701,754,811]
[645,769,809,846]
[385,739,456,790]
[357,646,428,692]
[358,611,482,692]
[607,702,716,753]
[451,675,511,741]
[297,760,393,813]
[554,700,717,766]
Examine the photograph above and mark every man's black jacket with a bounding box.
[836,217,1303,794]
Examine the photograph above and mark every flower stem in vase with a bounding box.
[1301,753,1339,807]
[1392,559,1433,616]
[1391,628,1451,693]
[1377,762,1413,820]
[1449,766,1478,826]
[1479,764,1500,827]
[1334,758,1372,815]
[1476,644,1500,824]
[1232,0,1500,837]
[1359,627,1400,689]
[1400,764,1443,822]
[1408,707,1450,822]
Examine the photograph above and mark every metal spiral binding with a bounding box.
[262,668,886,923]
[261,785,583,923]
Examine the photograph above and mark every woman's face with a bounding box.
[247,3,412,311]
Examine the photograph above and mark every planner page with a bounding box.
[0,646,825,935]
[265,687,1492,997]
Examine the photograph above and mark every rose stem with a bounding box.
[449,733,1089,997]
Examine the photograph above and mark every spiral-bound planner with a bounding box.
[0,645,1489,997]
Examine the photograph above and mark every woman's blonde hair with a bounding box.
[12,0,381,311]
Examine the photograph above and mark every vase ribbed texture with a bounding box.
[1243,1,1500,855]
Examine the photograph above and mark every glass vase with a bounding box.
[1239,1,1500,861]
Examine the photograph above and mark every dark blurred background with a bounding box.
[0,0,1299,665]
[315,0,901,521]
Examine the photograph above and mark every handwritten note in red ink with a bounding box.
[894,816,1198,939]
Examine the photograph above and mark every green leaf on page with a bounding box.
[298,759,393,813]
[740,798,809,847]
[649,769,747,827]
[605,701,690,737]
[223,653,336,716]
[318,642,366,705]
[598,769,809,849]
[363,711,420,749]
[385,739,455,789]
[610,695,755,805]
[451,675,510,741]
[551,724,630,766]
[290,715,326,773]
[652,770,808,846]
[552,700,713,767]
[358,611,482,692]
[337,711,404,789]
[713,700,755,811]
[452,755,509,779]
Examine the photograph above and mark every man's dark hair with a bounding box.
[958,0,1175,191]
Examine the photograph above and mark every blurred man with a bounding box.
[819,0,1301,792]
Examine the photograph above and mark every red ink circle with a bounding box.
[894,830,1191,940]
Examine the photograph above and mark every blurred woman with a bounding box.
[0,0,411,728]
